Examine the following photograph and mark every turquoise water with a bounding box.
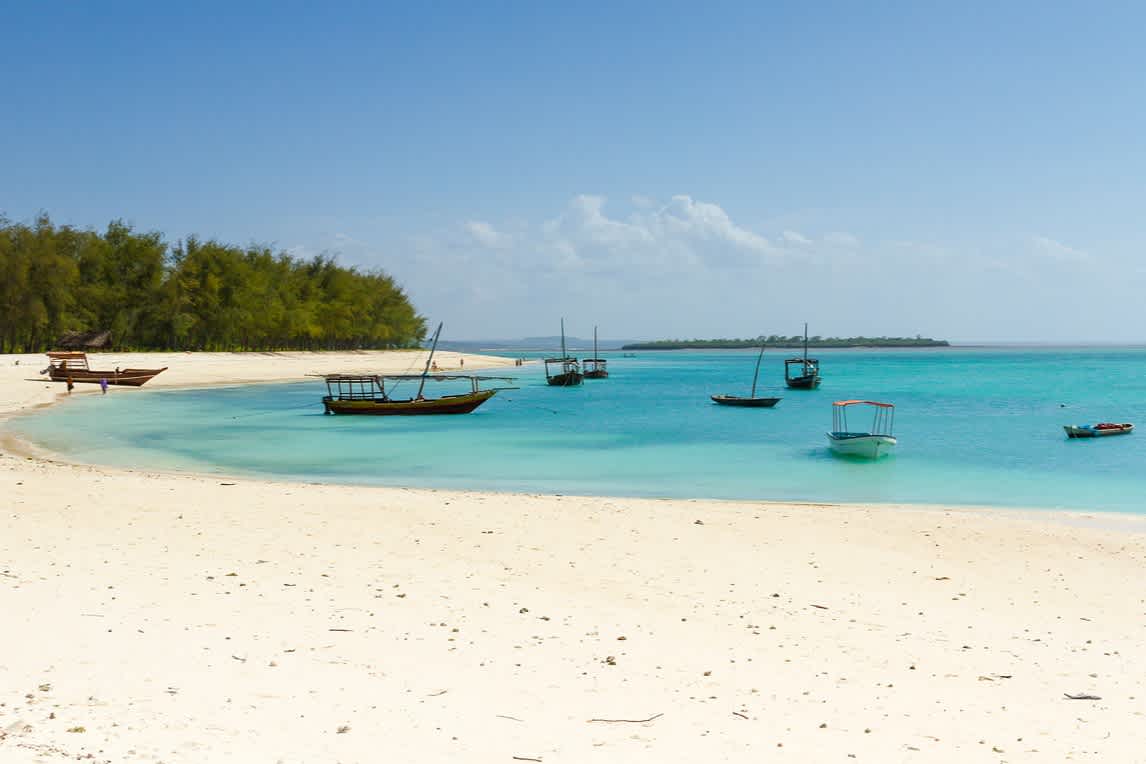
[10,347,1146,512]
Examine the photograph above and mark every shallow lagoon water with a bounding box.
[11,347,1146,512]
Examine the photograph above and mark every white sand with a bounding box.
[2,351,1145,762]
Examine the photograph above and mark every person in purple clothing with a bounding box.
[99,377,109,394]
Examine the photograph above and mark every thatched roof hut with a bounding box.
[55,330,112,350]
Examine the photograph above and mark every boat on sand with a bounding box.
[43,351,167,387]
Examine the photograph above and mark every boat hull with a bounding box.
[583,370,609,379]
[546,372,583,387]
[827,432,896,458]
[710,394,781,408]
[1064,423,1133,438]
[323,389,497,415]
[48,367,167,387]
[786,375,821,390]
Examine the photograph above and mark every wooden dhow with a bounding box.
[43,351,167,387]
[545,318,583,387]
[582,326,609,379]
[784,323,821,389]
[320,323,515,415]
[711,341,781,408]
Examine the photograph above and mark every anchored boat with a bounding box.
[320,323,515,415]
[827,400,896,458]
[43,351,167,387]
[582,326,609,379]
[1064,422,1134,438]
[545,318,583,387]
[784,323,821,389]
[711,341,781,408]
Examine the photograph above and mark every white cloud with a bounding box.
[1030,235,1088,262]
[824,231,860,247]
[650,195,774,256]
[295,201,1136,342]
[464,220,511,249]
[524,194,779,275]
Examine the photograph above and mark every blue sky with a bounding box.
[3,1,1144,341]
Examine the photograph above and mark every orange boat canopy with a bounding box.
[832,400,895,408]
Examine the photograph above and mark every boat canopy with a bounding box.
[370,374,516,382]
[318,373,516,400]
[831,400,895,436]
[45,351,91,370]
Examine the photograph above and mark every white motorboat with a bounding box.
[827,400,897,458]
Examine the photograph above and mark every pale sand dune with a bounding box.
[2,351,1146,762]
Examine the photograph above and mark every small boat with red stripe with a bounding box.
[1063,422,1134,438]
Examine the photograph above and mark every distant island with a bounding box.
[621,336,950,350]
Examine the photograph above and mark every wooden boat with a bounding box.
[322,376,502,415]
[545,318,583,387]
[784,323,821,389]
[827,400,896,458]
[711,342,781,408]
[43,351,167,387]
[1064,422,1134,438]
[320,323,515,415]
[582,326,609,379]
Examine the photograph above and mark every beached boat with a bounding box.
[546,318,583,387]
[320,323,515,415]
[711,342,781,408]
[827,400,896,458]
[43,351,167,387]
[1064,422,1134,438]
[582,326,609,379]
[785,323,821,389]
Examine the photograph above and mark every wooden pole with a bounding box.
[751,342,765,398]
[416,322,443,399]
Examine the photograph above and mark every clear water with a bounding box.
[10,347,1146,512]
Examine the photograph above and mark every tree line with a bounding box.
[0,214,426,353]
[622,335,950,350]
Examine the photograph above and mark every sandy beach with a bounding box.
[2,351,1146,763]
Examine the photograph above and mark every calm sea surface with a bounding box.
[10,347,1146,512]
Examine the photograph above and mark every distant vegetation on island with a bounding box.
[622,336,950,350]
[0,214,426,353]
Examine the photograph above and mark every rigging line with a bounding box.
[386,343,444,395]
[499,397,560,415]
[229,399,322,420]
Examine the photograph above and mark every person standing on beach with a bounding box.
[66,375,75,394]
[100,378,109,394]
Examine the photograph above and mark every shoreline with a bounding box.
[5,349,1146,533]
[3,351,1146,761]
